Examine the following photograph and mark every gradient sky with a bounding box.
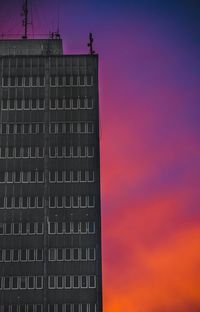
[1,1,200,311]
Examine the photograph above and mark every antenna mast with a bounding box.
[22,0,28,39]
[88,33,95,55]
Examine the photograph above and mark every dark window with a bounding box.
[82,276,87,287]
[38,147,43,157]
[31,124,37,134]
[57,146,62,157]
[58,304,62,312]
[50,99,56,109]
[57,249,63,260]
[36,305,42,312]
[57,99,63,109]
[89,276,95,288]
[37,249,43,261]
[65,249,70,260]
[24,100,30,109]
[82,304,87,312]
[29,223,35,234]
[30,197,35,208]
[28,305,34,312]
[13,223,19,234]
[89,248,95,260]
[57,197,62,207]
[10,99,15,109]
[74,304,79,312]
[38,197,43,208]
[38,99,44,109]
[50,197,55,207]
[89,222,95,233]
[73,222,79,233]
[74,276,79,288]
[16,124,21,134]
[38,123,44,133]
[0,224,3,234]
[88,122,93,133]
[13,249,19,261]
[0,197,4,208]
[21,223,27,234]
[81,248,87,260]
[0,172,4,182]
[58,276,62,288]
[30,171,36,182]
[37,223,43,234]
[31,99,37,109]
[38,171,44,182]
[4,277,10,289]
[36,276,42,289]
[80,122,85,133]
[81,222,87,233]
[57,222,63,234]
[12,277,18,289]
[29,249,35,261]
[17,99,22,109]
[50,223,55,234]
[12,305,18,312]
[7,197,12,208]
[5,250,11,261]
[5,223,12,234]
[65,222,70,233]
[2,124,7,134]
[24,124,29,133]
[57,171,63,182]
[20,276,26,289]
[65,276,70,288]
[73,249,79,260]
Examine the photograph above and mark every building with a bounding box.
[0,37,102,312]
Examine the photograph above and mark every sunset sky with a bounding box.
[0,0,200,311]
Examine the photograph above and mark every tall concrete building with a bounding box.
[0,37,102,312]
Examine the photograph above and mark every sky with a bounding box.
[0,0,200,311]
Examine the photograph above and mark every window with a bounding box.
[20,276,26,289]
[49,276,55,289]
[89,276,96,288]
[28,276,35,289]
[13,250,19,262]
[36,276,42,289]
[37,249,43,261]
[65,249,71,261]
[49,249,56,261]
[89,248,95,260]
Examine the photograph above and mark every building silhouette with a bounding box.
[0,37,102,312]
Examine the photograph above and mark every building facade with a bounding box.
[0,39,102,312]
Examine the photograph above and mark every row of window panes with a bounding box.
[48,275,96,289]
[0,249,43,262]
[0,222,95,235]
[48,171,95,183]
[0,303,96,312]
[0,222,43,235]
[0,171,95,183]
[48,248,95,261]
[48,222,95,235]
[1,75,93,87]
[1,76,45,87]
[0,195,95,209]
[0,248,95,262]
[1,98,93,110]
[0,276,43,290]
[49,98,93,110]
[48,304,96,312]
[0,122,94,134]
[0,146,94,159]
[1,99,45,110]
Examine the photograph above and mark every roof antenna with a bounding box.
[88,33,95,55]
[21,0,28,39]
